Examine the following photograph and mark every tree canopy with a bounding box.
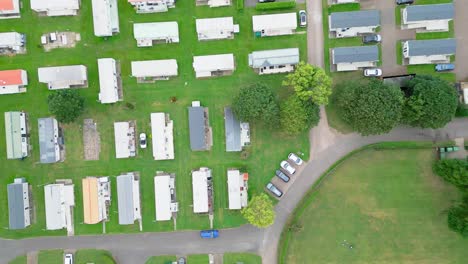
[447,200,468,237]
[402,75,458,128]
[283,62,332,105]
[47,89,85,124]
[280,94,320,135]
[335,79,404,135]
[241,193,275,228]
[232,83,280,127]
[433,159,468,189]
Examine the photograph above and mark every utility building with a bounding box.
[82,176,111,224]
[252,13,297,37]
[248,48,299,75]
[196,17,239,41]
[151,113,174,160]
[38,117,64,163]
[44,180,75,234]
[154,172,178,221]
[133,22,179,47]
[98,58,122,104]
[30,0,80,16]
[91,0,120,37]
[7,178,31,230]
[0,69,28,94]
[38,65,88,90]
[4,111,29,159]
[227,169,248,210]
[116,172,141,225]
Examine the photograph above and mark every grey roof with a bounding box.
[248,48,300,68]
[332,46,379,64]
[188,107,207,151]
[330,10,380,29]
[405,3,454,22]
[38,117,58,163]
[406,39,456,56]
[224,107,241,152]
[7,180,27,229]
[117,174,136,225]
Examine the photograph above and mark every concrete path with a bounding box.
[454,0,468,81]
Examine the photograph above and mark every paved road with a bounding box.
[454,0,468,81]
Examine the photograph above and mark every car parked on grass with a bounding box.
[364,68,382,77]
[280,160,296,174]
[64,253,73,264]
[275,170,290,183]
[200,229,219,238]
[299,10,307,27]
[266,182,283,198]
[396,0,414,5]
[139,133,147,149]
[362,34,381,44]
[288,153,303,165]
[435,63,455,72]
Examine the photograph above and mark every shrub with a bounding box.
[255,1,296,11]
[236,0,244,10]
[433,159,468,189]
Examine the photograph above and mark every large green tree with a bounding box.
[241,193,275,228]
[280,95,320,135]
[433,159,468,189]
[232,83,280,127]
[402,75,458,128]
[47,89,85,123]
[283,62,332,105]
[335,79,404,135]
[447,200,468,237]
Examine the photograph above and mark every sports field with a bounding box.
[284,148,468,263]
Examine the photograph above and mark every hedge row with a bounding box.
[237,0,244,10]
[255,1,296,11]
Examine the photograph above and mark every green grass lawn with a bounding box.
[282,148,468,263]
[223,253,262,264]
[416,0,453,4]
[328,3,360,13]
[407,64,456,82]
[75,249,116,264]
[8,255,27,264]
[396,41,403,65]
[0,2,308,238]
[145,255,177,264]
[187,254,209,264]
[38,250,63,264]
[416,21,454,40]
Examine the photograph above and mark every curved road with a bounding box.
[1,1,467,263]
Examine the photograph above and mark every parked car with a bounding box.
[299,10,307,27]
[288,153,303,165]
[364,68,382,77]
[396,0,414,5]
[266,182,283,198]
[200,229,219,239]
[280,160,296,174]
[435,63,455,72]
[64,253,73,264]
[362,34,382,44]
[258,0,275,2]
[275,170,290,183]
[139,133,147,149]
[178,257,186,264]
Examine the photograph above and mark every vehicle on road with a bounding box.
[288,153,303,165]
[435,63,455,72]
[200,229,219,239]
[364,68,382,77]
[139,133,147,149]
[64,253,73,264]
[275,170,290,182]
[396,0,414,5]
[362,34,381,44]
[299,10,307,27]
[266,182,283,198]
[281,160,296,174]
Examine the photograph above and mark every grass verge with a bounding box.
[145,255,177,264]
[223,253,262,264]
[75,249,116,264]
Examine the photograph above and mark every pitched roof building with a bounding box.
[402,3,454,32]
[98,58,122,104]
[116,172,141,225]
[133,22,179,47]
[38,117,63,163]
[151,113,174,160]
[7,178,31,230]
[91,0,120,37]
[38,65,88,90]
[192,167,213,214]
[4,111,29,159]
[188,102,212,151]
[329,10,380,38]
[0,69,27,94]
[44,180,75,233]
[332,45,379,71]
[131,59,178,82]
[30,0,80,16]
[82,176,111,224]
[0,32,25,52]
[154,173,178,221]
[0,0,20,19]
[224,107,250,152]
[196,17,239,41]
[252,13,297,37]
[403,39,456,65]
[128,0,175,13]
[227,169,248,210]
[196,0,230,8]
[114,121,136,158]
[192,54,235,78]
[248,48,300,75]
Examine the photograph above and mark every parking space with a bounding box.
[266,153,306,199]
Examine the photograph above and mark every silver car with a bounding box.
[299,10,307,27]
[266,182,283,197]
[281,160,296,174]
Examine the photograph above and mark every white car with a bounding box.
[299,10,307,27]
[280,161,296,174]
[288,153,303,165]
[139,133,147,149]
[364,68,382,77]
[64,253,73,264]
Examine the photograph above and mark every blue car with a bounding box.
[200,229,219,239]
[435,63,455,72]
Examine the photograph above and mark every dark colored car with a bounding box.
[266,182,283,198]
[396,0,414,5]
[362,34,382,44]
[435,63,455,72]
[200,229,219,238]
[275,170,290,183]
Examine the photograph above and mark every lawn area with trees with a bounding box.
[281,146,468,263]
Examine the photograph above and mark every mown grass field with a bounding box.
[145,255,177,264]
[187,254,209,264]
[0,1,308,238]
[283,148,468,263]
[224,253,262,264]
[9,249,116,264]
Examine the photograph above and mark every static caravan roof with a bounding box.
[332,46,379,64]
[30,0,80,12]
[151,113,174,160]
[131,60,178,78]
[406,39,456,56]
[193,54,235,72]
[0,0,19,12]
[98,58,119,103]
[116,174,138,225]
[114,122,132,158]
[224,107,241,152]
[0,69,27,86]
[405,3,454,22]
[91,0,119,36]
[252,13,297,31]
[44,183,74,230]
[330,10,380,29]
[133,22,179,39]
[82,177,99,224]
[196,16,235,32]
[154,175,172,221]
[7,179,27,229]
[248,48,299,68]
[38,65,87,88]
[4,111,27,159]
[38,117,60,163]
[188,106,206,151]
[227,170,241,210]
[0,32,22,46]
[192,170,209,213]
